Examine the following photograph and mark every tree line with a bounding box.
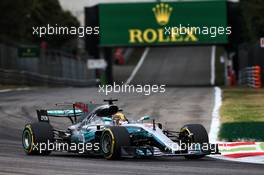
[0,0,79,49]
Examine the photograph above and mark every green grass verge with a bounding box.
[219,88,264,141]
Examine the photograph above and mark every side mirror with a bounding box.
[138,115,151,122]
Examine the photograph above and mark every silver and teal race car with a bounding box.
[22,99,219,160]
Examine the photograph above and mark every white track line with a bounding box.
[125,47,149,84]
[0,87,31,93]
[209,86,222,143]
[210,45,216,85]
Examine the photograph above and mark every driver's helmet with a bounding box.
[112,112,128,125]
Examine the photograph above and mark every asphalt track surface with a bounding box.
[131,47,212,86]
[0,88,264,175]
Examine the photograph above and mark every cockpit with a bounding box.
[88,115,114,126]
[81,104,129,127]
[66,100,129,131]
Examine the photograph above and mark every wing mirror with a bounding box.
[138,115,151,122]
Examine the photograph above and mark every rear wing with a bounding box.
[37,102,90,124]
[37,109,84,124]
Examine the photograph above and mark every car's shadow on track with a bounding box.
[47,152,216,163]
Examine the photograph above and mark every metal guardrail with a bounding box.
[239,66,262,88]
[0,43,97,86]
[0,68,98,87]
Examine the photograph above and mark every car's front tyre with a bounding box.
[100,126,130,160]
[179,124,209,159]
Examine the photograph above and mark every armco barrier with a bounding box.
[0,43,97,87]
[0,68,98,87]
[239,66,262,89]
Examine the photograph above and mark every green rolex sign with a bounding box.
[99,0,228,46]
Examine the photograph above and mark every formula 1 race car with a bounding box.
[22,99,219,160]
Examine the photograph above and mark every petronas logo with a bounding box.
[152,3,173,26]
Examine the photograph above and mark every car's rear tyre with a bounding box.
[22,122,54,155]
[179,124,209,159]
[100,126,130,160]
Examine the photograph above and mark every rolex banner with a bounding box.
[99,0,228,46]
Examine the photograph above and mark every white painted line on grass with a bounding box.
[210,45,216,85]
[125,47,149,84]
[209,86,222,143]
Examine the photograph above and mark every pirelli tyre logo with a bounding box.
[129,3,198,44]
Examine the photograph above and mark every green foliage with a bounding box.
[240,0,264,42]
[0,0,79,48]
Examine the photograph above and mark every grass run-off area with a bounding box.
[219,88,264,141]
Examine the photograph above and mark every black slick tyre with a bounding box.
[179,124,209,159]
[22,122,54,155]
[100,126,130,160]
